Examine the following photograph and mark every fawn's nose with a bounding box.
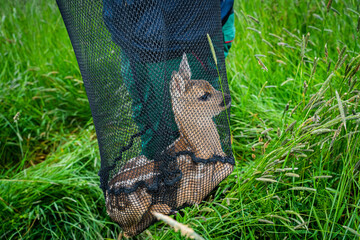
[220,94,231,107]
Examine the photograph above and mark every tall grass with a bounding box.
[1,0,360,239]
[0,0,90,171]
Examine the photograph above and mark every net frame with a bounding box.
[56,0,234,236]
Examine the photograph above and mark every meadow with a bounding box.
[1,0,360,239]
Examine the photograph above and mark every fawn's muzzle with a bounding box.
[220,94,231,107]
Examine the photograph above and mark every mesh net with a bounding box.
[56,0,234,236]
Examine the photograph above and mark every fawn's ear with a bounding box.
[178,53,191,81]
[171,71,186,98]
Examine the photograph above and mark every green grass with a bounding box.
[1,0,360,239]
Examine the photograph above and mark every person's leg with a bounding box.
[222,12,235,58]
[139,58,180,159]
[220,0,235,58]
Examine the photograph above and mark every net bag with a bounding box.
[56,0,235,236]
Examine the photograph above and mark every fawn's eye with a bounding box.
[199,92,211,101]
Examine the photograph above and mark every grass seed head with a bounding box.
[305,32,310,47]
[13,112,20,122]
[325,43,328,59]
[270,214,291,223]
[285,173,300,178]
[255,177,278,183]
[338,54,348,71]
[269,33,283,40]
[289,187,316,192]
[247,14,260,24]
[294,222,308,230]
[261,128,273,135]
[335,46,347,71]
[311,128,333,135]
[276,168,298,172]
[331,7,340,15]
[247,27,262,35]
[303,81,308,95]
[206,33,217,66]
[310,57,319,78]
[256,57,268,72]
[327,61,332,73]
[258,219,275,224]
[262,39,274,48]
[285,120,297,133]
[314,175,333,179]
[336,90,347,130]
[342,226,360,237]
[152,212,205,240]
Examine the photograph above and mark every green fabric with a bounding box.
[222,12,235,58]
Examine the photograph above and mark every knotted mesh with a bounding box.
[56,0,234,236]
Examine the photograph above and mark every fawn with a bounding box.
[105,53,233,237]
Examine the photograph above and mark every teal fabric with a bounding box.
[222,12,235,58]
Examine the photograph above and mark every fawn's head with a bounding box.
[170,53,231,119]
